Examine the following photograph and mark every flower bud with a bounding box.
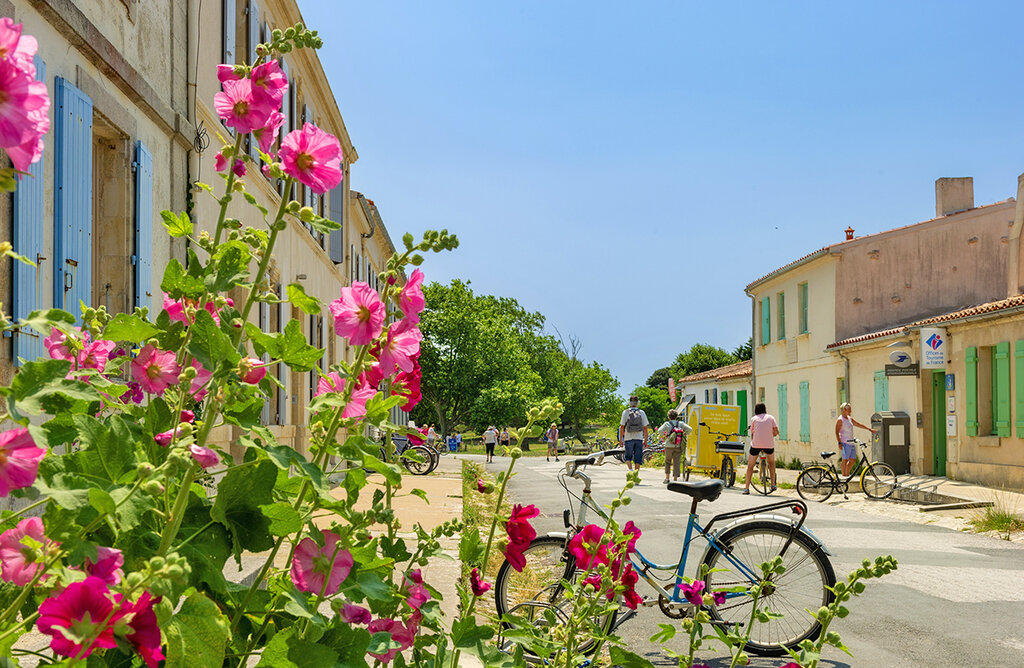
[143,480,164,496]
[510,448,522,460]
[0,241,11,255]
[126,572,145,588]
[149,556,166,571]
[136,462,155,479]
[299,206,315,222]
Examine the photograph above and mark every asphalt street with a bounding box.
[482,454,1024,667]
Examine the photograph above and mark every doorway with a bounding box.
[931,371,947,476]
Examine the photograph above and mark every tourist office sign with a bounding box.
[885,363,920,376]
[920,327,948,369]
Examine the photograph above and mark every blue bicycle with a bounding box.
[494,450,837,657]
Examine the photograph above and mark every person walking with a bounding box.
[657,409,691,484]
[455,431,463,452]
[619,395,649,481]
[743,403,779,495]
[426,424,437,448]
[836,402,875,476]
[499,426,511,450]
[546,423,559,462]
[483,426,498,463]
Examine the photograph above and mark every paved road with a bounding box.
[482,454,1024,667]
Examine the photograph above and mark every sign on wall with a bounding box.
[919,327,948,369]
[889,350,913,367]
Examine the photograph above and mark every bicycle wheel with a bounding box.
[642,449,654,465]
[750,458,770,495]
[861,462,898,499]
[701,521,836,656]
[494,536,617,656]
[401,446,433,475]
[796,466,835,502]
[720,456,736,488]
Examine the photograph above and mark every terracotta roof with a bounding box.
[678,359,752,383]
[827,294,1024,350]
[745,199,1015,291]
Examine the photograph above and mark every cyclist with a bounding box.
[835,402,876,476]
[742,402,778,495]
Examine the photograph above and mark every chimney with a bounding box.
[844,226,854,240]
[935,177,974,217]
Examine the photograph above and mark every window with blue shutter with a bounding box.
[328,179,345,264]
[53,77,93,319]
[760,296,770,345]
[777,383,788,440]
[799,380,810,442]
[11,55,47,364]
[133,141,153,311]
[874,371,889,413]
[222,0,236,64]
[247,1,260,161]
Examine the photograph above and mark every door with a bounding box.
[737,390,748,436]
[932,370,947,476]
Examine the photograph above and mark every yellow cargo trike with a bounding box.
[683,404,745,487]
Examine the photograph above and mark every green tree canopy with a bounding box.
[646,366,672,390]
[733,337,752,361]
[670,343,739,379]
[631,385,671,430]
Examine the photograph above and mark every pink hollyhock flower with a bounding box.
[121,381,144,405]
[313,373,376,419]
[367,617,416,663]
[503,504,540,572]
[679,580,705,606]
[339,603,371,625]
[77,339,116,371]
[6,95,47,172]
[278,123,343,194]
[376,318,422,375]
[291,531,353,596]
[240,358,267,384]
[180,409,195,423]
[85,546,124,586]
[249,60,287,106]
[253,110,285,153]
[622,520,641,554]
[470,567,491,597]
[476,479,487,494]
[154,427,183,447]
[114,591,164,668]
[778,664,800,668]
[397,269,425,324]
[163,294,232,326]
[216,63,242,82]
[329,282,385,346]
[0,428,45,497]
[407,426,426,446]
[131,345,181,396]
[214,151,246,176]
[360,362,385,389]
[37,576,120,658]
[44,326,86,362]
[403,569,430,610]
[391,365,422,411]
[713,591,727,606]
[189,363,213,401]
[0,18,37,75]
[214,78,272,134]
[568,524,608,570]
[620,565,642,610]
[0,517,50,585]
[188,444,220,469]
[0,58,47,152]
[315,371,344,397]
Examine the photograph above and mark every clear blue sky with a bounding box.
[302,0,1024,396]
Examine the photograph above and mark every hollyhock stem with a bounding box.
[235,178,293,340]
[0,550,61,628]
[213,133,245,247]
[157,460,200,556]
[0,496,48,521]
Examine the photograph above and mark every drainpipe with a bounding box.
[836,348,850,406]
[743,287,756,403]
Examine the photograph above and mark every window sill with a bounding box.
[977,436,1001,448]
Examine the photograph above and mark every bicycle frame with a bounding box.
[817,441,871,486]
[560,460,810,609]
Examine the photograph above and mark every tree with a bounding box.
[632,385,671,430]
[646,367,672,390]
[558,359,620,440]
[671,343,738,379]
[733,337,752,361]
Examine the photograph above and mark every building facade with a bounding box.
[675,360,752,433]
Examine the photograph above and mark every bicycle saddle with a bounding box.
[666,479,724,502]
[820,451,836,460]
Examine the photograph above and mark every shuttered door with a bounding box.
[11,55,47,364]
[133,141,153,310]
[965,346,978,436]
[53,77,93,319]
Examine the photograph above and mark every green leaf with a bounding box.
[360,453,402,487]
[88,488,116,517]
[160,258,205,299]
[607,647,657,668]
[8,358,71,402]
[207,240,251,293]
[318,624,371,667]
[164,592,229,668]
[451,616,495,648]
[260,502,302,537]
[101,313,159,343]
[177,497,231,593]
[308,214,341,235]
[34,474,91,510]
[17,308,75,339]
[279,319,325,371]
[286,283,321,316]
[459,527,483,565]
[243,191,269,217]
[73,415,131,482]
[186,309,238,371]
[256,627,339,668]
[160,210,193,238]
[211,459,277,558]
[649,622,677,644]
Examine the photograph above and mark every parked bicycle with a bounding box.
[494,449,836,660]
[796,438,898,501]
[385,435,438,476]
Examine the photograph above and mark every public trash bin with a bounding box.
[870,411,911,474]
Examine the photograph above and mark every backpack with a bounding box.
[625,408,644,431]
[668,420,687,446]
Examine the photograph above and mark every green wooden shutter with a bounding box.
[799,282,809,334]
[995,341,1011,437]
[1015,341,1024,437]
[738,390,748,436]
[799,381,810,442]
[965,346,978,436]
[777,383,788,440]
[778,293,786,340]
[874,371,889,412]
[761,297,770,345]
[721,391,729,405]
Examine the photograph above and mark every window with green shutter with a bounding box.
[874,371,889,413]
[995,341,1010,437]
[1016,341,1024,437]
[799,282,809,334]
[777,383,788,440]
[761,297,770,345]
[965,346,978,436]
[721,391,729,405]
[777,292,786,340]
[799,381,810,442]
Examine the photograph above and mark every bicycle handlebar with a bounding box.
[698,422,741,440]
[563,448,625,476]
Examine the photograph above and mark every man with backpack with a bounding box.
[657,409,692,484]
[619,395,649,480]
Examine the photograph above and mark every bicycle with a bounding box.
[796,439,898,502]
[698,423,744,488]
[749,449,772,496]
[494,449,836,659]
[386,435,438,476]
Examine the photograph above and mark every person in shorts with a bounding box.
[619,395,649,480]
[743,403,779,495]
[500,427,510,449]
[483,426,498,463]
[546,423,559,462]
[835,402,875,476]
[657,409,691,484]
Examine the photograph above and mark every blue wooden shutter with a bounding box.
[11,55,47,364]
[247,0,260,64]
[222,0,235,64]
[328,180,345,264]
[777,383,788,440]
[53,77,93,319]
[133,140,153,310]
[799,380,810,442]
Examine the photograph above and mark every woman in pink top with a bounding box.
[743,403,779,495]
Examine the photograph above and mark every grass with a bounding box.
[461,460,512,591]
[968,503,1024,538]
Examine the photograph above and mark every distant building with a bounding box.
[675,360,752,433]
